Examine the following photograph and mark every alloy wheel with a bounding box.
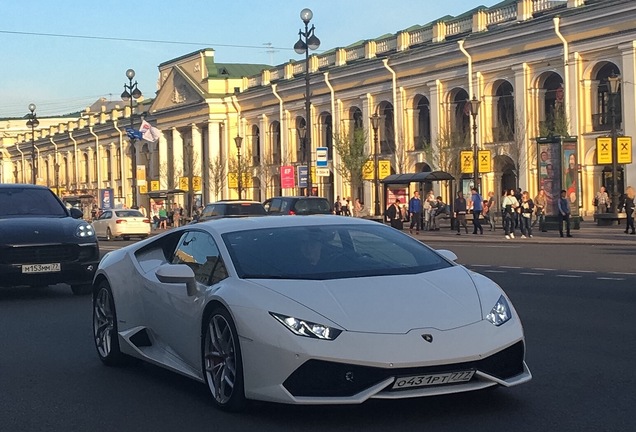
[94,287,115,359]
[204,314,237,405]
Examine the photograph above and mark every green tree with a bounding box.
[332,127,371,195]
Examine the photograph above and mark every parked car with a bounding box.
[92,216,530,411]
[195,200,266,223]
[92,209,151,241]
[263,196,332,215]
[0,184,99,295]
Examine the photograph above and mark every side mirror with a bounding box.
[436,249,458,262]
[155,264,198,296]
[69,208,84,219]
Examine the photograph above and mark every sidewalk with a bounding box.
[403,219,636,246]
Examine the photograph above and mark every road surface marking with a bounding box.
[556,274,582,278]
[609,272,636,276]
[500,266,522,269]
[597,277,626,281]
[570,270,595,273]
[469,264,492,267]
[532,268,556,271]
[519,272,543,276]
[483,270,506,273]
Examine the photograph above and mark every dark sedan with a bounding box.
[0,184,99,295]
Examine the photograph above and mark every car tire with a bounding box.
[70,284,92,295]
[106,228,113,241]
[202,307,246,412]
[93,280,127,366]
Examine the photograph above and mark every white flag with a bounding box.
[140,119,161,142]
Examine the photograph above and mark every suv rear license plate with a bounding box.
[392,370,475,389]
[22,263,61,273]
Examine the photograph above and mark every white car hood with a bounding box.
[252,266,482,333]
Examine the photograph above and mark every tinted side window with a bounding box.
[171,231,228,286]
[202,204,218,218]
[269,198,283,213]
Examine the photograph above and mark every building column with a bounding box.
[191,124,202,205]
[206,121,222,202]
[620,41,636,186]
[172,128,184,192]
[158,132,168,190]
[362,93,374,214]
[513,63,530,191]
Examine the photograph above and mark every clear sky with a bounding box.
[0,0,497,119]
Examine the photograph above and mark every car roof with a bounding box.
[196,214,369,234]
[207,200,262,205]
[0,183,50,190]
[266,196,328,200]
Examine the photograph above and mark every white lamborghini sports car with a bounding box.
[92,216,531,411]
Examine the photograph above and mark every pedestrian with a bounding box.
[623,186,635,235]
[385,198,404,230]
[485,191,496,231]
[454,191,468,235]
[334,196,342,215]
[502,189,518,239]
[408,191,423,235]
[158,205,168,229]
[533,189,547,232]
[423,191,436,231]
[519,191,534,238]
[341,196,350,216]
[470,188,484,235]
[172,203,181,228]
[353,198,364,217]
[557,189,573,238]
[594,186,610,213]
[431,196,448,231]
[514,188,522,232]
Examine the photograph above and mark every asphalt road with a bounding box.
[1,242,634,432]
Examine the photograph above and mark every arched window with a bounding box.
[453,89,470,140]
[269,121,281,165]
[380,103,395,154]
[251,125,261,166]
[594,63,621,131]
[414,96,431,150]
[83,153,89,183]
[115,148,121,180]
[495,81,515,142]
[294,117,305,163]
[351,107,363,130]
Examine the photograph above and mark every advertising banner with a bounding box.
[281,165,295,188]
[100,188,114,210]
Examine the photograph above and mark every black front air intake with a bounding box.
[283,341,525,397]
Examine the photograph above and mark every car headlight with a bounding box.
[270,313,342,340]
[76,223,95,238]
[486,295,512,326]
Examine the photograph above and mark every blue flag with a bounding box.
[126,128,143,140]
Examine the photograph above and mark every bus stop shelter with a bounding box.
[381,170,456,227]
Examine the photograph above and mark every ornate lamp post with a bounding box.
[121,68,142,208]
[608,73,621,214]
[370,113,382,216]
[469,95,482,193]
[297,124,307,195]
[294,8,320,196]
[234,135,243,199]
[26,103,39,184]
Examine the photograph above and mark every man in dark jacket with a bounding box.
[454,191,468,235]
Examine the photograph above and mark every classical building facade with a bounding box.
[2,0,635,217]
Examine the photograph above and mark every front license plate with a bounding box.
[392,370,475,389]
[21,263,61,274]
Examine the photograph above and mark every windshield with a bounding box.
[223,224,452,280]
[0,187,68,218]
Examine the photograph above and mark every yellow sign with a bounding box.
[617,137,632,164]
[228,173,252,189]
[151,180,160,191]
[139,184,148,194]
[362,160,374,180]
[379,160,391,179]
[179,176,189,191]
[460,151,474,174]
[192,176,202,192]
[478,150,491,173]
[596,137,612,164]
[136,165,146,184]
[362,160,391,180]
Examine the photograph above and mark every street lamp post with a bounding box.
[297,124,307,195]
[121,68,142,208]
[370,113,382,216]
[234,135,243,199]
[608,73,621,214]
[26,104,39,185]
[294,8,320,196]
[469,95,482,193]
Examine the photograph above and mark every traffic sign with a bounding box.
[316,147,328,167]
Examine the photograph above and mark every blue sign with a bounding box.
[316,147,328,167]
[297,166,308,188]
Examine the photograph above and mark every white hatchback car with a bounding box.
[92,209,151,241]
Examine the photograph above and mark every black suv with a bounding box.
[263,196,332,215]
[0,184,99,295]
[196,200,266,223]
